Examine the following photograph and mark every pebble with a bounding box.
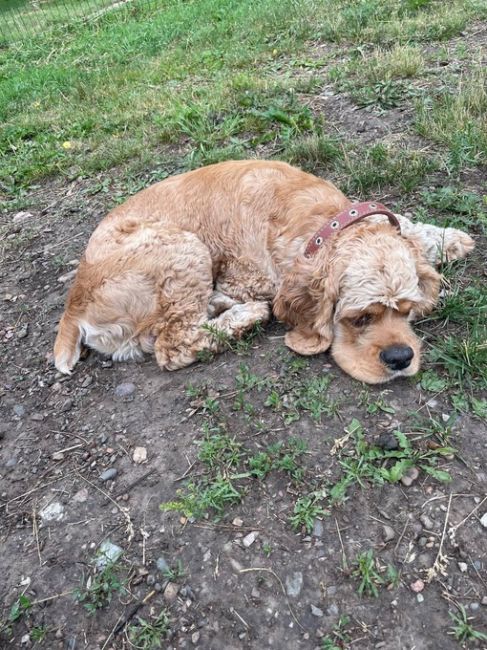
[327,603,339,616]
[81,375,93,388]
[5,457,17,470]
[61,398,73,412]
[410,579,425,593]
[232,517,243,527]
[420,514,435,530]
[57,270,77,284]
[251,587,261,599]
[327,586,337,597]
[154,582,162,592]
[310,604,324,617]
[480,512,487,528]
[52,451,65,461]
[312,519,324,537]
[481,596,487,606]
[72,488,88,503]
[192,631,200,645]
[242,531,258,547]
[146,574,155,586]
[382,525,395,542]
[99,468,117,482]
[40,502,64,522]
[16,323,29,339]
[377,432,399,451]
[164,582,179,602]
[156,556,170,573]
[285,571,303,598]
[96,540,123,568]
[13,211,34,224]
[133,446,147,464]
[114,382,136,398]
[470,602,480,611]
[417,594,424,603]
[13,404,25,417]
[401,467,419,487]
[458,562,468,573]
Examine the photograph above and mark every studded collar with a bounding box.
[303,201,401,258]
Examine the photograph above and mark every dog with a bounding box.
[54,160,474,383]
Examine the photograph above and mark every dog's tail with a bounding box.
[54,311,82,375]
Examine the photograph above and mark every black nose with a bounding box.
[380,345,414,371]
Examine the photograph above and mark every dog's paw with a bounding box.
[442,228,475,262]
[284,329,331,356]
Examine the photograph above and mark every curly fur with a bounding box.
[54,160,475,383]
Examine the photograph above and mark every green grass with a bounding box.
[449,606,487,644]
[74,563,126,614]
[2,0,487,197]
[128,610,170,649]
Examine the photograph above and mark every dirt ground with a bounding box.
[1,42,487,650]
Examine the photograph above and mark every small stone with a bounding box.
[57,270,77,284]
[420,514,435,530]
[5,457,17,470]
[232,517,243,527]
[285,571,303,598]
[61,398,73,412]
[458,562,468,573]
[132,446,147,464]
[312,519,324,537]
[40,502,64,522]
[16,323,29,339]
[377,432,399,451]
[13,211,34,224]
[251,587,261,599]
[417,593,424,603]
[326,586,337,597]
[327,603,339,617]
[96,540,123,568]
[164,581,179,602]
[52,451,65,461]
[242,531,258,547]
[192,631,200,645]
[21,633,30,645]
[30,413,44,421]
[470,602,480,611]
[99,468,117,482]
[72,488,88,503]
[418,536,428,547]
[401,467,419,487]
[310,604,323,617]
[480,512,487,528]
[114,382,136,398]
[382,525,395,542]
[154,582,162,592]
[13,404,25,417]
[410,579,425,593]
[481,596,487,606]
[81,375,93,388]
[146,574,155,586]
[156,556,170,573]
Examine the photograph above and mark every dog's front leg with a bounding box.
[393,214,475,265]
[284,328,331,356]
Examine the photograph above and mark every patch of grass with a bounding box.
[321,615,352,650]
[415,66,487,173]
[30,627,47,643]
[248,437,308,482]
[359,389,396,414]
[201,321,265,358]
[329,419,454,504]
[197,428,243,470]
[127,610,170,649]
[419,186,487,233]
[352,549,384,598]
[8,595,32,623]
[419,369,448,392]
[161,560,185,582]
[74,563,125,614]
[289,491,329,533]
[448,605,487,644]
[161,474,242,519]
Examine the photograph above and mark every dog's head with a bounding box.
[274,223,441,383]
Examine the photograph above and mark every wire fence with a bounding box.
[0,0,158,43]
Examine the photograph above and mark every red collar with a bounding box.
[304,201,401,258]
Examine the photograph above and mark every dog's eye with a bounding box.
[351,314,372,328]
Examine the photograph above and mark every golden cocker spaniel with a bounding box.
[54,160,474,383]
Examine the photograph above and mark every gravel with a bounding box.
[99,468,118,481]
[285,571,303,598]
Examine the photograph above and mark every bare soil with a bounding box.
[1,56,487,650]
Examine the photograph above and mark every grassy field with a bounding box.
[1,1,487,648]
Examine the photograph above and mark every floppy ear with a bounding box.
[273,255,338,355]
[405,238,442,317]
[415,259,442,316]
